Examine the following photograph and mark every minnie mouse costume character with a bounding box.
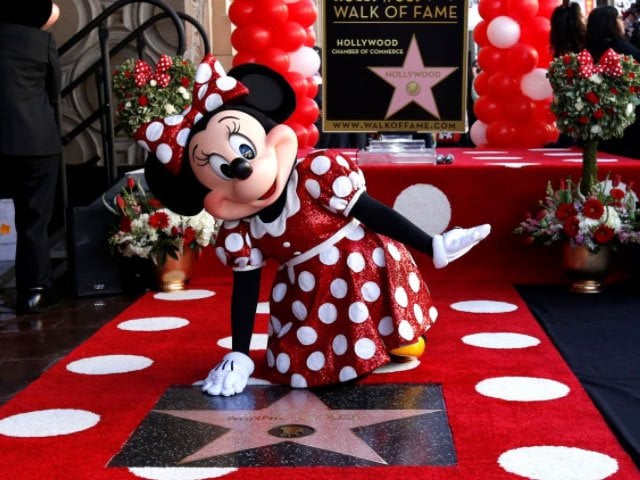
[137,55,490,396]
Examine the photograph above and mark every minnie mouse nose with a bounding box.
[230,158,253,180]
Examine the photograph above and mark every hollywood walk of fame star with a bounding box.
[155,388,440,465]
[369,35,457,119]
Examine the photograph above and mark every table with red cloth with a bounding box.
[348,146,640,284]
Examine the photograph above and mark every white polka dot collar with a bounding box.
[250,167,300,239]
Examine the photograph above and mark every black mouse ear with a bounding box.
[228,63,296,124]
[144,153,209,217]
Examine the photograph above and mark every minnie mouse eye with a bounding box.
[207,154,233,181]
[229,133,256,160]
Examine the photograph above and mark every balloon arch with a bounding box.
[229,0,321,149]
[469,0,560,147]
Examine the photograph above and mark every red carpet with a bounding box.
[0,274,637,479]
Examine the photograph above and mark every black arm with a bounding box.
[350,192,434,256]
[230,268,262,354]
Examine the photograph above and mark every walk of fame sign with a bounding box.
[322,0,469,133]
[110,384,456,467]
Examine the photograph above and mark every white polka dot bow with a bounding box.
[133,54,249,175]
[577,48,623,79]
[133,54,173,88]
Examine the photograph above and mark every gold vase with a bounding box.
[561,243,610,294]
[153,248,196,292]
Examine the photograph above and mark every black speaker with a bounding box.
[67,205,123,297]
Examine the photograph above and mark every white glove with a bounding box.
[432,224,491,269]
[201,351,255,397]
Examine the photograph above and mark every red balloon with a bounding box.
[292,97,319,125]
[286,121,309,147]
[505,43,539,75]
[534,98,556,124]
[478,0,508,20]
[473,20,489,47]
[502,94,536,123]
[288,0,318,28]
[477,46,503,74]
[307,123,320,148]
[283,71,308,99]
[486,120,518,147]
[304,27,317,47]
[521,16,550,49]
[240,24,272,54]
[228,0,254,27]
[537,50,553,69]
[230,27,244,52]
[538,0,561,18]
[232,51,256,67]
[306,77,319,99]
[255,0,289,26]
[510,0,539,21]
[487,71,521,99]
[256,47,290,73]
[273,21,306,52]
[474,95,502,123]
[519,119,554,147]
[473,71,490,96]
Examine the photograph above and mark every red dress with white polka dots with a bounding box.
[215,150,436,388]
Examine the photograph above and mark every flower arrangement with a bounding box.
[112,54,196,135]
[548,48,640,194]
[549,48,640,141]
[514,175,640,252]
[106,176,217,265]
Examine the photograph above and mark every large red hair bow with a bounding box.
[577,48,623,78]
[133,54,249,175]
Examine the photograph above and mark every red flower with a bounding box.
[563,216,580,237]
[594,225,615,244]
[567,68,575,78]
[555,203,577,220]
[119,217,132,233]
[127,176,136,191]
[183,226,196,246]
[124,70,132,78]
[583,198,604,219]
[138,95,149,107]
[148,211,170,229]
[116,195,125,210]
[578,116,590,124]
[181,77,190,87]
[585,91,599,104]
[610,188,625,200]
[593,109,604,119]
[149,198,163,209]
[610,87,618,95]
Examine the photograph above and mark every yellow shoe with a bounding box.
[389,336,426,362]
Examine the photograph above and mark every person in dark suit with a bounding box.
[586,5,640,159]
[0,1,63,313]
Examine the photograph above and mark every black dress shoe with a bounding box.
[16,287,63,315]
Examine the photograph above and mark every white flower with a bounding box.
[164,104,177,115]
[589,73,603,84]
[626,103,634,116]
[602,206,622,231]
[590,125,601,134]
[150,79,157,87]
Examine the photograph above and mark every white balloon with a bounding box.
[470,120,488,146]
[288,46,321,78]
[521,68,553,101]
[487,16,521,49]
